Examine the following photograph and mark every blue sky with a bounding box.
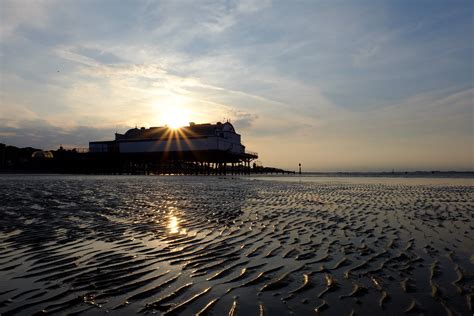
[0,0,472,171]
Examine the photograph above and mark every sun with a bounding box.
[161,107,191,129]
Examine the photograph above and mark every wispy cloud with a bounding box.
[0,0,55,40]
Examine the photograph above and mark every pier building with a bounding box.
[89,122,258,174]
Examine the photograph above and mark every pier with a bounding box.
[0,121,295,175]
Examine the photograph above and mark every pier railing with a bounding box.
[245,150,258,158]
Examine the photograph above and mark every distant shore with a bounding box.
[277,171,474,178]
[1,170,473,178]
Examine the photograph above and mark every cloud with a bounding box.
[51,45,300,130]
[227,110,258,130]
[0,0,55,40]
[361,87,473,138]
[0,119,125,149]
[236,0,271,13]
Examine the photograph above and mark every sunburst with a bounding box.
[161,107,190,129]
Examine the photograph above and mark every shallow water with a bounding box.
[0,175,473,315]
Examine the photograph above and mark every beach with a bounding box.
[0,175,472,315]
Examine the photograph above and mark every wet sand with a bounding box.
[0,175,472,315]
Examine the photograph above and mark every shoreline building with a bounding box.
[89,122,258,174]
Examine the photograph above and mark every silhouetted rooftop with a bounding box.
[116,122,236,140]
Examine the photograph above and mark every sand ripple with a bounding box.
[0,175,473,315]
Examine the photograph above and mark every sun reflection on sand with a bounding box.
[167,211,187,235]
[168,215,180,234]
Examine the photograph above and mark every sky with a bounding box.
[0,0,472,171]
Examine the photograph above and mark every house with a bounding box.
[89,122,257,165]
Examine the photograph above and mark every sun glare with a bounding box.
[161,107,191,129]
[168,215,180,234]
